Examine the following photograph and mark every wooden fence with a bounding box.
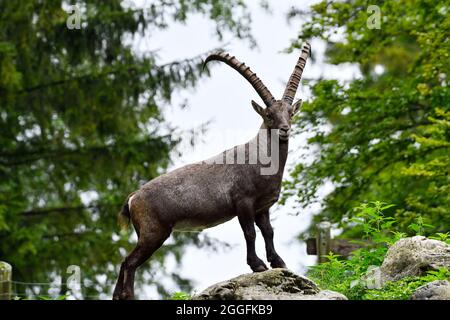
[0,262,106,300]
[306,221,368,262]
[0,261,12,300]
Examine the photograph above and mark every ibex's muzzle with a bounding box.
[278,127,290,140]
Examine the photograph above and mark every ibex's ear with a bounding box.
[291,99,302,116]
[251,100,265,117]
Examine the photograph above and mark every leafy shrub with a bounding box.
[169,291,191,300]
[307,201,450,300]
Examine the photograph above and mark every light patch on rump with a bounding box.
[128,195,135,209]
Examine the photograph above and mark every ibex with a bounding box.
[113,43,311,300]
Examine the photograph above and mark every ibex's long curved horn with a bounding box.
[204,52,276,107]
[282,42,311,105]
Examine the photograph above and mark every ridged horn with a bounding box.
[204,52,276,107]
[282,42,311,105]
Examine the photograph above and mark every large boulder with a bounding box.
[193,268,347,300]
[411,280,450,300]
[380,236,450,282]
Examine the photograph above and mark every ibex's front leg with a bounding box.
[237,200,268,272]
[255,210,286,268]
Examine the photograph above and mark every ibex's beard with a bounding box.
[277,129,290,141]
[278,133,289,141]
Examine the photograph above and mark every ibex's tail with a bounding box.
[118,193,135,230]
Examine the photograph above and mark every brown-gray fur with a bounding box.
[113,43,311,300]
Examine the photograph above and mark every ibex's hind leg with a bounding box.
[237,199,268,272]
[255,210,286,269]
[115,225,171,300]
[112,264,125,299]
[112,222,141,300]
[113,231,141,300]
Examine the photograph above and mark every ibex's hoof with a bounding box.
[114,292,134,300]
[270,257,287,269]
[252,264,269,272]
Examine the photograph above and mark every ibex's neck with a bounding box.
[255,123,289,178]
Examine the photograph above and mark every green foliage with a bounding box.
[407,216,435,236]
[309,202,393,299]
[285,0,450,236]
[429,232,450,244]
[14,294,68,300]
[36,294,68,301]
[350,201,396,244]
[0,0,252,299]
[308,202,450,300]
[308,252,368,300]
[169,291,191,300]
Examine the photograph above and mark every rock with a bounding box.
[312,290,348,300]
[411,280,450,300]
[380,236,450,282]
[192,268,347,300]
[361,266,384,289]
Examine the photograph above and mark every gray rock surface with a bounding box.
[410,280,450,300]
[193,268,347,300]
[380,236,450,282]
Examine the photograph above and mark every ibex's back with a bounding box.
[113,43,311,300]
[134,162,240,231]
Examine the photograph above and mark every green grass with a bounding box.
[169,291,191,300]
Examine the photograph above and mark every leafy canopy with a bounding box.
[284,0,450,234]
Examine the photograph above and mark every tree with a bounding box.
[284,0,449,236]
[0,0,253,299]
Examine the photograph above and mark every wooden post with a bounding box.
[316,221,331,263]
[0,261,12,300]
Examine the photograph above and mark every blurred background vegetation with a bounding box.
[0,0,254,299]
[0,0,448,299]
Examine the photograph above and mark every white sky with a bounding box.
[130,0,361,298]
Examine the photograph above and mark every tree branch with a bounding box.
[11,48,221,96]
[21,204,100,217]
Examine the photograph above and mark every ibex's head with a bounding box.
[204,43,310,142]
